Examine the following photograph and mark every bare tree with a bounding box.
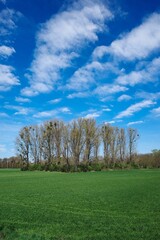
[16,126,31,169]
[83,118,97,163]
[29,125,42,164]
[52,120,64,164]
[61,123,70,169]
[110,127,119,165]
[127,128,139,162]
[93,127,100,161]
[42,121,55,166]
[70,119,85,171]
[101,124,112,166]
[118,128,126,162]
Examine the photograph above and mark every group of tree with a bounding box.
[15,118,140,172]
[0,156,21,168]
[137,149,160,168]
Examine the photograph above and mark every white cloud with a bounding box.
[67,61,104,91]
[22,0,113,96]
[48,98,62,104]
[33,107,71,118]
[67,92,90,99]
[107,13,160,60]
[67,60,120,91]
[4,105,32,115]
[84,112,100,119]
[95,84,128,96]
[60,107,71,113]
[115,100,156,119]
[135,91,160,100]
[15,97,31,103]
[0,64,20,91]
[151,107,160,117]
[0,45,15,58]
[116,57,160,86]
[127,121,144,126]
[116,71,143,86]
[102,108,111,112]
[92,45,108,59]
[105,120,115,124]
[0,8,22,36]
[20,87,38,97]
[118,94,132,102]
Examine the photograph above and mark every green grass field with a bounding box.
[0,169,160,240]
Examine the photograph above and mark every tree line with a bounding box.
[16,118,140,172]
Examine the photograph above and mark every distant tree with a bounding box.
[70,119,85,171]
[93,127,100,161]
[15,117,142,171]
[152,149,160,168]
[52,120,64,164]
[61,124,71,169]
[16,126,31,169]
[29,125,42,164]
[127,128,139,162]
[42,121,55,167]
[101,124,112,166]
[118,128,126,162]
[83,118,97,163]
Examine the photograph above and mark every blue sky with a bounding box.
[0,0,160,157]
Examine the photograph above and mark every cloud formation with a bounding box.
[33,107,71,118]
[0,8,22,36]
[127,120,144,126]
[22,0,113,96]
[0,45,15,58]
[106,13,160,60]
[95,84,128,96]
[115,100,156,119]
[0,64,19,91]
[118,94,132,102]
[116,57,160,86]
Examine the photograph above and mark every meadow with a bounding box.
[0,169,160,240]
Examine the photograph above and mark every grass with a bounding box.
[0,169,160,240]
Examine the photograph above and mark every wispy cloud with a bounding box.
[67,92,90,99]
[151,107,160,117]
[115,100,156,119]
[135,91,160,100]
[15,97,31,103]
[102,108,111,112]
[21,0,113,96]
[48,98,62,104]
[0,45,15,58]
[92,45,109,59]
[84,112,100,119]
[127,120,144,126]
[33,107,71,118]
[67,61,103,91]
[67,61,119,91]
[118,94,132,102]
[105,120,115,124]
[116,57,160,86]
[4,105,32,115]
[95,84,128,96]
[106,13,160,60]
[0,64,20,91]
[0,8,22,36]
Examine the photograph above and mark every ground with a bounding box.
[0,169,160,239]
